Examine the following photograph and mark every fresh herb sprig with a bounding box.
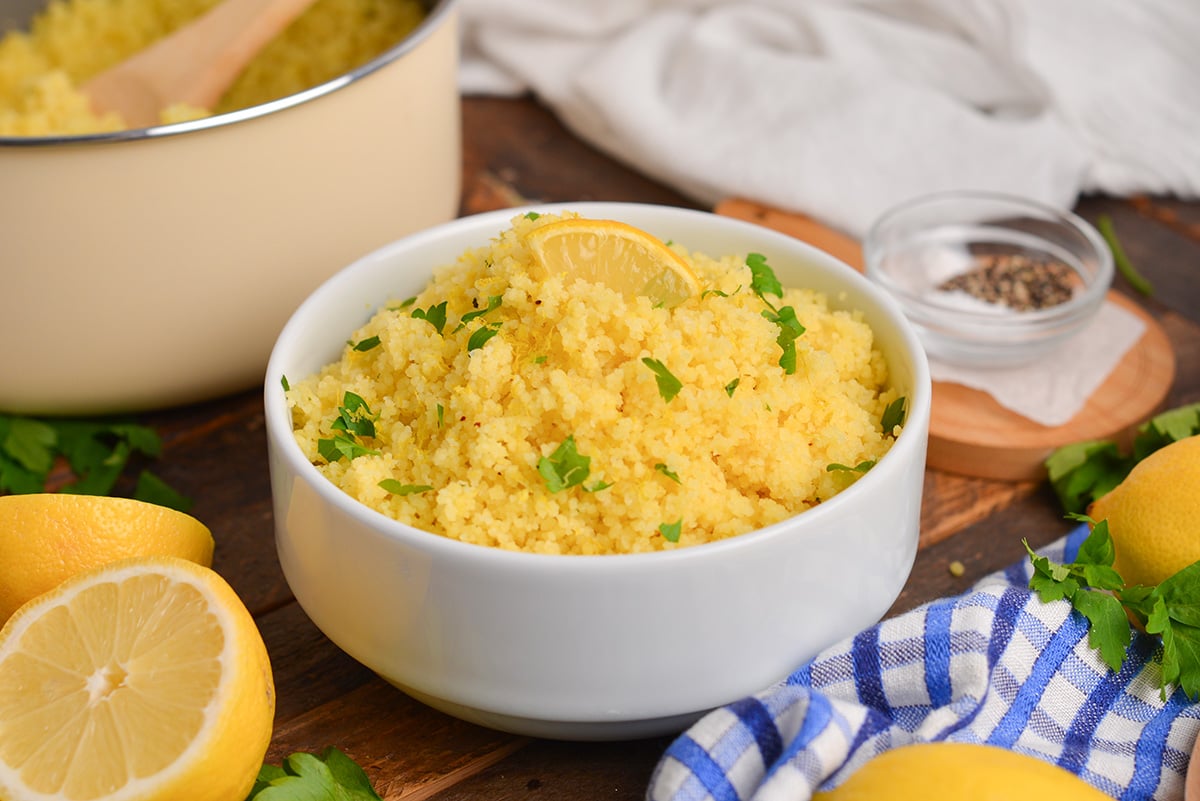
[247,747,381,801]
[658,519,682,543]
[317,393,380,463]
[747,253,805,374]
[642,358,682,403]
[0,414,190,511]
[1026,516,1200,700]
[411,301,448,335]
[537,435,610,493]
[1046,402,1200,514]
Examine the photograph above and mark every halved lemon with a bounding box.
[0,556,274,801]
[0,493,215,625]
[524,218,702,307]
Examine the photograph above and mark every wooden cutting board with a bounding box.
[715,198,1177,482]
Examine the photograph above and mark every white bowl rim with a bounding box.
[264,201,932,570]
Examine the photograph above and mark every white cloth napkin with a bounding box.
[457,0,1200,239]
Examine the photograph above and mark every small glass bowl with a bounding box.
[863,191,1113,368]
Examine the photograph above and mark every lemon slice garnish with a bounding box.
[525,218,702,307]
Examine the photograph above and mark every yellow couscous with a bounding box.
[0,0,425,136]
[287,212,903,555]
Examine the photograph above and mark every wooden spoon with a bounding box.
[81,0,318,129]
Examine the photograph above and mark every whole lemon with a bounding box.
[1090,434,1200,588]
[812,742,1110,800]
[0,493,214,624]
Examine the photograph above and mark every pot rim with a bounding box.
[0,0,457,148]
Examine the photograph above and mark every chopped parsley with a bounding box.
[724,378,739,397]
[457,295,503,330]
[378,479,432,496]
[642,358,682,403]
[350,335,381,352]
[881,396,907,434]
[827,460,876,474]
[317,393,380,463]
[748,253,805,374]
[467,322,502,352]
[537,435,610,493]
[658,520,682,543]
[654,463,681,483]
[411,301,448,335]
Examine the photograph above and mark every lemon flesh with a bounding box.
[813,742,1111,800]
[0,556,274,801]
[1090,434,1200,588]
[524,218,702,308]
[0,493,214,625]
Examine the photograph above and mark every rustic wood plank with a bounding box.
[264,680,527,801]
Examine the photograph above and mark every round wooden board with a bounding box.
[927,291,1176,481]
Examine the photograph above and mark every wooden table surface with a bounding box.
[104,96,1200,799]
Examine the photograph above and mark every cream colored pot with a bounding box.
[0,0,460,415]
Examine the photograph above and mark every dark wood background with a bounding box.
[67,96,1200,799]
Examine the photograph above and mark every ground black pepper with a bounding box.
[938,253,1077,311]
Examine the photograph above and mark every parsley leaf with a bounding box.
[329,392,376,439]
[537,436,611,493]
[760,305,804,374]
[350,336,380,352]
[317,393,380,463]
[247,747,382,801]
[467,322,502,352]
[411,301,448,335]
[459,295,503,328]
[747,253,782,298]
[642,358,682,403]
[881,397,907,433]
[724,378,739,397]
[0,414,189,511]
[747,254,804,374]
[379,479,432,496]
[1026,517,1200,699]
[826,460,875,474]
[654,463,681,483]
[318,433,379,463]
[1045,402,1200,514]
[659,520,682,543]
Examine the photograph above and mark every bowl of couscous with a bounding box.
[0,0,460,414]
[263,202,932,740]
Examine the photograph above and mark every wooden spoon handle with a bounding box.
[83,0,317,128]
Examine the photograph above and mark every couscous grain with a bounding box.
[0,0,425,136]
[287,212,902,555]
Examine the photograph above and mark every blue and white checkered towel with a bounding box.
[648,525,1200,801]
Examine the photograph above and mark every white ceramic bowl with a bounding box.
[264,202,932,740]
